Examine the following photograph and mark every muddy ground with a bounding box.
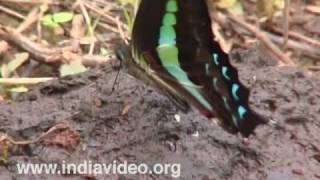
[0,47,319,180]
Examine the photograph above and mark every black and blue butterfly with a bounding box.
[118,0,266,137]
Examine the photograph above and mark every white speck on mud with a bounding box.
[174,114,180,122]
[192,131,199,137]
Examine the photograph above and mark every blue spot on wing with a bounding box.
[213,53,219,65]
[232,84,240,101]
[222,66,231,80]
[238,106,247,119]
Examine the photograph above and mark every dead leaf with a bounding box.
[60,60,87,76]
[215,0,237,9]
[0,41,9,55]
[121,104,130,116]
[212,20,232,53]
[0,134,10,164]
[93,98,103,107]
[7,53,29,73]
[257,0,284,20]
[43,129,80,151]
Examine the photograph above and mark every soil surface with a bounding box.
[0,47,319,180]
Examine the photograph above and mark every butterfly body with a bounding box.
[128,0,265,137]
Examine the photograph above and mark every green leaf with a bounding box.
[41,14,59,28]
[124,10,133,34]
[117,0,137,6]
[100,47,109,56]
[52,12,74,23]
[60,61,87,76]
[228,1,244,15]
[117,0,135,33]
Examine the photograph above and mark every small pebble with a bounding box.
[241,138,250,146]
[174,114,180,122]
[192,131,199,137]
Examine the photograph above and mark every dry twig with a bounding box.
[0,26,111,66]
[0,122,70,145]
[226,13,296,65]
[0,77,54,85]
[16,7,40,33]
[305,5,320,15]
[0,0,59,5]
[0,26,66,63]
[283,0,290,50]
[0,4,25,20]
[270,27,320,48]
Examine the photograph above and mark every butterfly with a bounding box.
[118,0,266,137]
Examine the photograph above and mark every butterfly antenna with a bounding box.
[109,54,123,95]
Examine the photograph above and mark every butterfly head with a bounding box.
[115,44,131,62]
